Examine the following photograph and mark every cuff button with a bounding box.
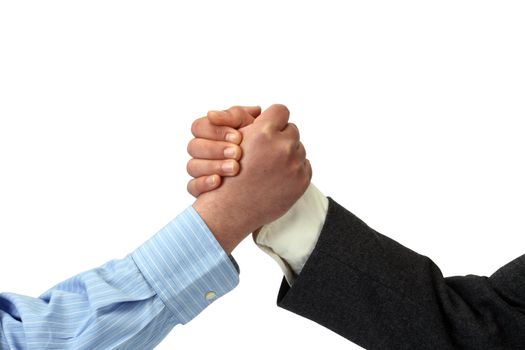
[205,291,217,301]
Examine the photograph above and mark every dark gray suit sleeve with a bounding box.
[276,198,525,350]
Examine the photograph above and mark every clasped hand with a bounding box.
[187,104,312,254]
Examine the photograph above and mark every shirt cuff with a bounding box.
[255,183,328,285]
[131,206,239,324]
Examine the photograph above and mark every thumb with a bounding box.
[207,106,261,129]
[254,104,290,131]
[244,106,262,118]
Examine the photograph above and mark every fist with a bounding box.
[186,106,261,196]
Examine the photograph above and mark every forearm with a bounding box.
[1,207,239,349]
[276,198,525,349]
[1,255,174,349]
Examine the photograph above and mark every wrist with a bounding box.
[192,197,249,254]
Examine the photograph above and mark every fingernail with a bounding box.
[206,175,216,186]
[225,133,238,143]
[224,147,237,158]
[221,161,235,174]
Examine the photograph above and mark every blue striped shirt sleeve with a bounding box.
[0,206,240,350]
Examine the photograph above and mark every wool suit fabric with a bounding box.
[277,198,525,349]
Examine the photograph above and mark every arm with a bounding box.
[0,207,238,350]
[1,103,311,350]
[274,198,525,349]
[187,110,525,349]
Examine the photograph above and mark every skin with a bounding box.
[186,106,260,196]
[190,104,312,253]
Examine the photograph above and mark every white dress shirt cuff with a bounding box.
[255,183,328,285]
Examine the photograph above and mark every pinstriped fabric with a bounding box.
[131,206,239,325]
[0,206,240,349]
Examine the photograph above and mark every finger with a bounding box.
[281,122,300,143]
[255,104,290,131]
[187,139,242,160]
[297,142,306,161]
[243,106,262,118]
[191,117,243,144]
[304,159,313,181]
[207,105,260,129]
[227,106,259,127]
[187,159,240,177]
[187,175,221,198]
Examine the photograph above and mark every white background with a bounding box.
[1,1,524,349]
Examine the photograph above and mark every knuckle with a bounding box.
[215,126,227,140]
[285,141,296,157]
[289,123,300,139]
[227,106,244,127]
[299,146,307,161]
[290,162,302,177]
[228,106,242,114]
[302,160,312,183]
[274,140,293,161]
[253,129,269,145]
[272,104,290,117]
[259,124,274,139]
[222,108,233,118]
[216,161,225,174]
[195,177,206,193]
